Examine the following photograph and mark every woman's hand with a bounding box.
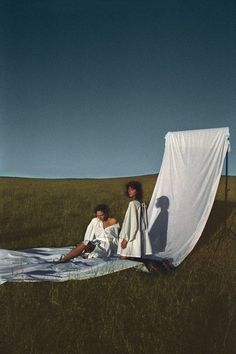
[121,239,128,249]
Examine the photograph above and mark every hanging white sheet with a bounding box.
[147,127,230,267]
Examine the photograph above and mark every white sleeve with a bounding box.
[105,224,120,247]
[120,202,139,242]
[97,224,120,256]
[83,218,97,242]
[105,224,119,240]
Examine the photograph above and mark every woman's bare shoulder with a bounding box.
[108,217,118,226]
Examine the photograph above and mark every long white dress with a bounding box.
[83,218,120,258]
[117,200,152,258]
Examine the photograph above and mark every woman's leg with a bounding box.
[61,243,86,262]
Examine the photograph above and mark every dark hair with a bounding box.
[94,204,110,215]
[125,180,143,201]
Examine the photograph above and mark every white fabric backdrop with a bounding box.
[147,127,230,266]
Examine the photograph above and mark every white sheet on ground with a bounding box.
[0,247,142,285]
[147,127,230,267]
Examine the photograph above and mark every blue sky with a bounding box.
[1,0,235,178]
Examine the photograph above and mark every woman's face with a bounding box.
[127,186,137,199]
[96,211,108,221]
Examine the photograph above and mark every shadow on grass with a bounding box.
[195,200,236,250]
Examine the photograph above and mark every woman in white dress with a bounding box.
[117,181,152,259]
[60,204,120,261]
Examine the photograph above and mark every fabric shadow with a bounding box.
[149,196,169,253]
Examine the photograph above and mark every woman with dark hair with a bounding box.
[60,204,120,262]
[117,181,152,259]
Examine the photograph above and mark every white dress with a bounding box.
[83,218,120,258]
[117,200,152,258]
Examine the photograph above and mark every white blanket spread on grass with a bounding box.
[0,248,142,285]
[147,127,230,266]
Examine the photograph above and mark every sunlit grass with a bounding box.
[0,175,235,354]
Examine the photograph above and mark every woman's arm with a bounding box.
[83,218,97,242]
[120,202,139,248]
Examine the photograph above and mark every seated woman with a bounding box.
[60,204,120,262]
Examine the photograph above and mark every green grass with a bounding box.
[0,175,236,354]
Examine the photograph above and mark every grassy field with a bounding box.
[0,175,236,354]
